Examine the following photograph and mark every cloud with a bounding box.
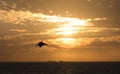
[0,9,109,26]
[0,0,16,10]
[88,39,120,48]
[45,35,120,49]
[46,38,95,49]
[0,33,36,40]
[89,19,120,28]
[0,31,55,41]
[10,29,27,32]
[99,36,120,42]
[80,36,120,48]
[1,32,119,48]
[88,17,107,21]
[71,27,120,39]
[0,36,15,40]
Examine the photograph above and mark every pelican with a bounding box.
[37,41,47,47]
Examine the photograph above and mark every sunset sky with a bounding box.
[0,0,120,62]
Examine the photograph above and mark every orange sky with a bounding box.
[0,0,120,62]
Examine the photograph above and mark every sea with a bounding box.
[0,62,120,74]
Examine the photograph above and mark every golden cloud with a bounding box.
[0,9,107,25]
[10,29,27,32]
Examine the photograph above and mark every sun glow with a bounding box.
[55,26,79,35]
[51,19,88,36]
[66,19,87,26]
[56,31,77,35]
[55,38,78,48]
[32,11,89,36]
[43,15,89,47]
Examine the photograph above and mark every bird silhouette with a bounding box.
[37,41,47,47]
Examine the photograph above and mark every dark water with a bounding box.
[0,62,120,74]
